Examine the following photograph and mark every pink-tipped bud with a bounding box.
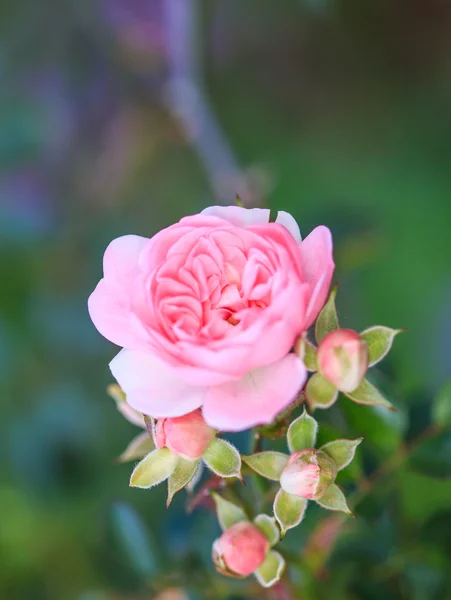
[155,409,216,460]
[280,449,337,500]
[317,329,369,393]
[212,521,269,577]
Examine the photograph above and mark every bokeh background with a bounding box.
[1,0,451,598]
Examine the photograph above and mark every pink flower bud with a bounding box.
[280,449,337,500]
[317,329,369,393]
[212,521,269,577]
[155,409,216,460]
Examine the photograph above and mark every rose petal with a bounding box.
[275,211,302,243]
[203,354,307,431]
[201,205,270,227]
[109,349,205,417]
[299,226,334,327]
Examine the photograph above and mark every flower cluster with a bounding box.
[89,205,401,588]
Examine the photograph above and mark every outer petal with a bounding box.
[203,354,307,431]
[110,349,205,417]
[88,279,149,349]
[88,235,150,349]
[275,211,302,243]
[299,226,335,327]
[201,205,270,227]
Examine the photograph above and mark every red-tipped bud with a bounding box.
[212,522,270,577]
[155,409,215,460]
[317,329,369,393]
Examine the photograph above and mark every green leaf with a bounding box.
[117,432,155,463]
[306,373,338,410]
[345,378,395,411]
[254,550,286,588]
[320,437,363,471]
[242,452,288,481]
[296,336,317,371]
[167,458,199,507]
[202,438,242,478]
[273,488,308,535]
[211,492,248,531]
[254,514,280,546]
[360,326,402,367]
[287,408,318,452]
[409,431,451,479]
[315,285,339,344]
[129,448,178,489]
[432,380,451,427]
[110,502,157,577]
[315,483,352,515]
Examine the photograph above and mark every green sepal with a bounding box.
[315,483,352,515]
[254,550,286,588]
[306,373,338,410]
[296,335,317,371]
[117,432,155,463]
[129,448,178,489]
[320,437,363,471]
[211,492,248,531]
[242,451,288,481]
[254,514,280,547]
[166,458,199,507]
[315,285,339,344]
[360,326,402,367]
[273,488,308,536]
[287,408,318,452]
[345,378,395,411]
[202,438,242,479]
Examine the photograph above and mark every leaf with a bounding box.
[186,460,204,494]
[167,458,199,507]
[273,488,308,535]
[211,492,248,531]
[315,483,352,515]
[409,431,451,479]
[242,452,288,481]
[287,408,318,452]
[315,285,339,344]
[345,378,395,411]
[360,326,402,367]
[254,514,280,546]
[110,502,157,577]
[296,336,317,371]
[129,448,178,489]
[202,438,242,479]
[432,380,451,427]
[117,432,155,463]
[254,550,286,588]
[320,437,363,471]
[305,373,338,410]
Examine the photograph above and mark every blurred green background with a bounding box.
[1,0,451,598]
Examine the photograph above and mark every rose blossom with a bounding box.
[212,521,269,576]
[88,206,334,431]
[155,409,216,460]
[317,329,369,393]
[280,449,337,499]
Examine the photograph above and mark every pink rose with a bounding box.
[317,329,369,393]
[280,449,337,499]
[212,521,269,576]
[88,206,334,431]
[155,409,216,460]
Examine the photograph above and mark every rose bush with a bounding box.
[88,206,334,431]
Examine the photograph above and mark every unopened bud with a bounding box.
[317,329,369,393]
[212,521,269,577]
[280,449,337,500]
[155,409,215,460]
